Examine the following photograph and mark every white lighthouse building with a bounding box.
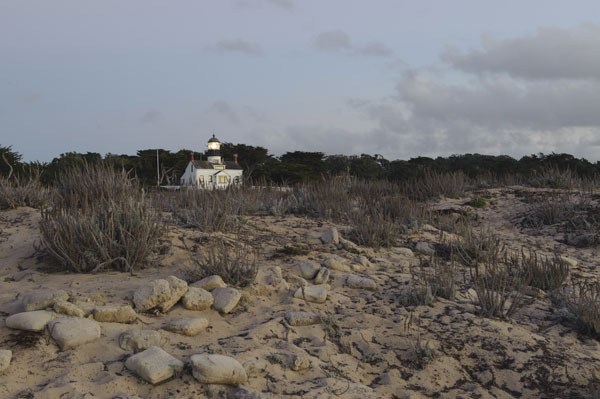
[180,135,243,189]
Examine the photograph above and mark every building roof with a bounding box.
[192,160,242,170]
[208,134,220,143]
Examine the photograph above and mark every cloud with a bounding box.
[265,0,293,11]
[314,30,391,57]
[139,109,162,124]
[361,41,392,57]
[214,39,263,56]
[22,93,40,103]
[442,24,600,80]
[212,101,240,124]
[235,0,293,11]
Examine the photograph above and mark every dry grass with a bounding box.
[521,250,569,292]
[0,173,52,210]
[563,280,600,337]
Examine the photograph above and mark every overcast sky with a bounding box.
[2,0,600,162]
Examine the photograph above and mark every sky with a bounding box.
[2,0,600,162]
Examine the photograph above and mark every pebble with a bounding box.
[163,318,208,336]
[54,301,86,318]
[293,285,328,303]
[6,310,55,331]
[320,227,339,245]
[125,346,183,384]
[48,317,101,350]
[323,257,351,272]
[119,330,162,352]
[345,275,377,291]
[284,311,321,326]
[190,353,247,385]
[181,287,214,311]
[22,290,69,312]
[314,267,330,285]
[295,260,320,279]
[190,275,226,292]
[212,287,241,313]
[92,306,137,323]
[290,353,311,371]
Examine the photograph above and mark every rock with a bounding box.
[314,267,330,285]
[294,285,328,303]
[355,255,372,268]
[284,311,321,326]
[54,301,86,318]
[560,256,578,267]
[323,257,351,272]
[133,276,188,312]
[345,275,377,291]
[0,350,11,374]
[243,359,268,376]
[190,353,247,385]
[92,306,137,323]
[48,318,101,350]
[285,274,308,289]
[351,264,362,272]
[392,247,414,257]
[339,237,361,253]
[320,227,339,245]
[295,260,320,279]
[290,353,310,371]
[181,287,214,311]
[191,275,226,292]
[212,287,241,313]
[125,346,183,384]
[22,290,69,311]
[119,330,162,352]
[415,242,435,255]
[524,286,546,299]
[6,310,55,331]
[163,318,208,336]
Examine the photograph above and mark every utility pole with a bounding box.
[156,149,160,188]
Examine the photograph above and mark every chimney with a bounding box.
[191,152,194,162]
[234,153,238,164]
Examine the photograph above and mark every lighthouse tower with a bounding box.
[207,134,222,164]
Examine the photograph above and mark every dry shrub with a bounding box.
[527,167,584,190]
[39,163,166,273]
[563,280,600,336]
[0,173,52,210]
[187,239,259,287]
[520,250,569,291]
[173,189,244,232]
[522,193,586,228]
[403,171,467,201]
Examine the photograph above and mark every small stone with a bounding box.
[125,346,183,384]
[339,237,360,253]
[295,260,320,279]
[284,311,321,326]
[354,256,372,268]
[190,353,247,385]
[92,306,137,323]
[294,285,328,303]
[345,275,377,291]
[285,274,308,289]
[22,290,69,311]
[560,256,578,267]
[415,242,435,255]
[392,247,414,257]
[243,359,268,376]
[163,318,208,336]
[290,353,310,371]
[133,276,188,313]
[119,330,162,352]
[320,227,339,245]
[182,287,214,311]
[159,276,188,312]
[323,257,351,272]
[48,317,101,350]
[190,275,226,292]
[6,310,55,331]
[351,264,362,272]
[212,287,241,313]
[54,301,86,318]
[0,350,11,374]
[314,267,330,285]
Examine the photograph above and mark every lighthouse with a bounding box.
[207,134,222,164]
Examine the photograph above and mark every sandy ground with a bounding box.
[1,187,600,398]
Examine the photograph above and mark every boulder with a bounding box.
[284,311,321,326]
[48,318,101,350]
[119,330,162,352]
[294,285,328,303]
[190,353,247,385]
[191,275,226,291]
[295,260,320,279]
[22,290,69,311]
[323,257,351,272]
[125,346,183,384]
[392,247,414,257]
[212,287,241,314]
[320,227,339,245]
[181,287,214,311]
[92,306,137,323]
[6,310,55,331]
[339,237,361,253]
[0,350,11,374]
[314,267,330,285]
[54,301,86,318]
[163,318,208,336]
[285,275,308,289]
[354,255,372,268]
[133,276,188,312]
[345,275,377,291]
[415,242,435,255]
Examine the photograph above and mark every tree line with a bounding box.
[2,143,599,186]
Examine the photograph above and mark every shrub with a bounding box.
[469,197,486,208]
[187,239,259,287]
[0,174,52,210]
[521,250,569,291]
[563,280,600,336]
[172,189,244,232]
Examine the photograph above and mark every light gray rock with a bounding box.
[190,353,247,385]
[22,290,69,311]
[181,287,214,311]
[314,267,330,285]
[392,247,414,257]
[339,237,360,253]
[54,301,86,318]
[0,350,11,374]
[163,318,208,336]
[415,242,435,255]
[560,256,578,267]
[125,346,183,384]
[354,255,372,268]
[295,260,320,279]
[293,285,328,303]
[6,310,55,331]
[345,275,377,291]
[285,274,308,289]
[92,306,137,323]
[290,353,310,371]
[242,359,268,376]
[119,330,162,352]
[191,275,226,291]
[284,311,321,326]
[323,257,351,272]
[212,287,241,313]
[48,317,101,350]
[320,227,339,245]
[133,275,188,312]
